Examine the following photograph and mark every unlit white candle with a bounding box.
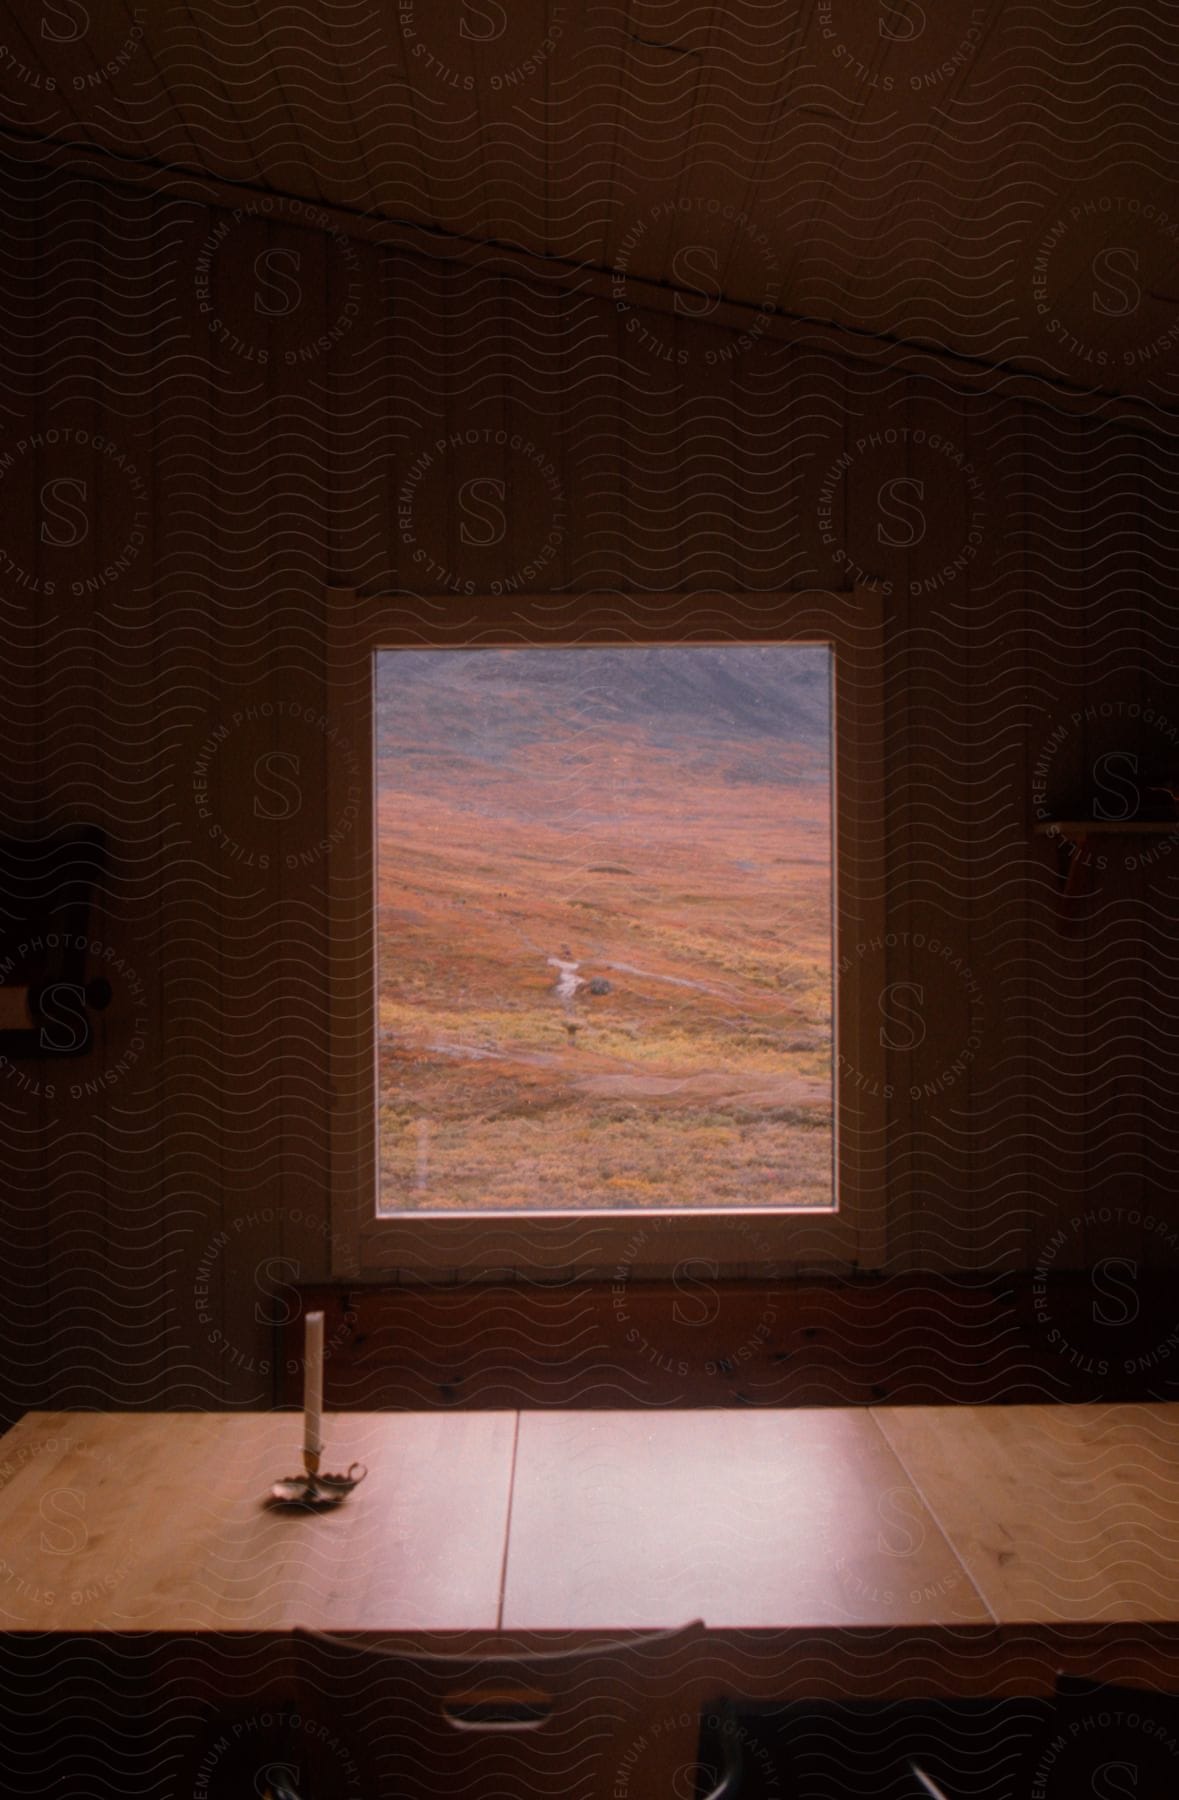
[303,1310,324,1468]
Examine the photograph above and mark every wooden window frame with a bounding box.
[326,588,886,1280]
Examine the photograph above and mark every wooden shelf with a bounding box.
[1037,818,1178,914]
[1036,820,1178,835]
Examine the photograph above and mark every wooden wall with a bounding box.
[1,154,1177,1413]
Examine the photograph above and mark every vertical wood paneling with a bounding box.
[0,166,1175,1416]
[1082,419,1146,1275]
[3,168,52,1423]
[164,9,284,187]
[965,397,1035,1270]
[902,387,975,1272]
[841,378,903,1262]
[1028,412,1092,1271]
[576,302,626,590]
[210,215,297,1406]
[270,217,335,1369]
[158,203,224,1410]
[85,187,161,1409]
[115,185,168,1408]
[42,179,102,1409]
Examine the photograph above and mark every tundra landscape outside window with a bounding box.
[374,644,835,1215]
[326,592,885,1278]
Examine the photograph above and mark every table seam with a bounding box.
[496,1410,522,1630]
[867,1407,999,1627]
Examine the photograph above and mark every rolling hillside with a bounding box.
[375,646,833,1213]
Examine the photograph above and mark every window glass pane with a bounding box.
[375,644,833,1213]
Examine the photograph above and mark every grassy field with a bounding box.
[376,656,833,1212]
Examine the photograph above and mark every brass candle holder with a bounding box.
[271,1309,365,1506]
[269,1447,367,1509]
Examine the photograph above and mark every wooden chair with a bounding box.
[1033,1674,1179,1794]
[912,1674,1179,1800]
[292,1620,739,1798]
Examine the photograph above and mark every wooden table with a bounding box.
[2,1404,1178,1696]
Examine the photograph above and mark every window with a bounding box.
[328,592,884,1278]
[374,644,834,1215]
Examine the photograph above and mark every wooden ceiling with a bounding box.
[1,0,1177,401]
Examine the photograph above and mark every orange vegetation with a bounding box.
[376,662,832,1213]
